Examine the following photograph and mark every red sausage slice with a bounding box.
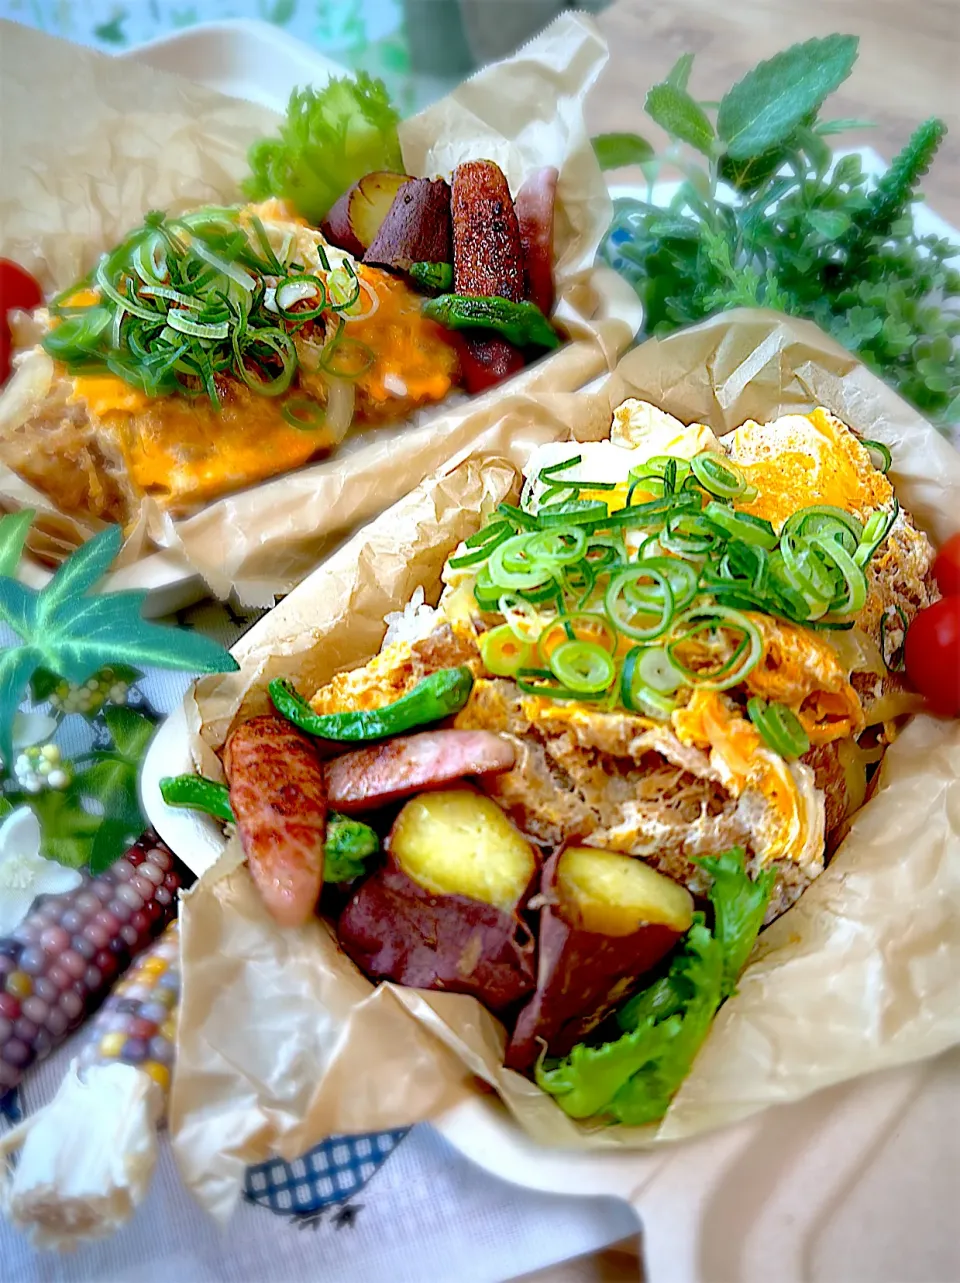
[326,730,515,813]
[224,715,327,928]
[515,166,558,314]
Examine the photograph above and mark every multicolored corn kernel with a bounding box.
[77,920,180,1109]
[0,836,184,1093]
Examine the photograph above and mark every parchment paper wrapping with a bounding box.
[162,309,960,1221]
[0,15,641,604]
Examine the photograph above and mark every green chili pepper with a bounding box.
[325,814,380,882]
[160,774,234,822]
[268,665,475,742]
[421,294,560,350]
[408,261,453,293]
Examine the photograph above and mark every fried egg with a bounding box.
[672,690,824,873]
[727,407,893,529]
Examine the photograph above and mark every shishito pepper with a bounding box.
[422,293,560,350]
[268,665,474,741]
[408,261,454,294]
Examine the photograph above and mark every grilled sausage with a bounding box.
[451,160,525,393]
[452,160,525,301]
[515,166,558,314]
[326,729,516,813]
[224,715,327,928]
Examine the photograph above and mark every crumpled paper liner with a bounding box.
[0,15,641,604]
[168,309,960,1220]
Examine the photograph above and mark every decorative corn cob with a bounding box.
[0,835,184,1093]
[0,920,182,1248]
[76,919,180,1099]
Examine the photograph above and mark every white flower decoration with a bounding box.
[0,807,82,937]
[0,712,58,772]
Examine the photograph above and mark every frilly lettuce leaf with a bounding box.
[536,846,772,1125]
[243,73,404,224]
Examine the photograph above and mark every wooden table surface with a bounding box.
[587,0,960,228]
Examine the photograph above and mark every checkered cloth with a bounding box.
[244,1131,410,1215]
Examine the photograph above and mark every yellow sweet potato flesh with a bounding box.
[389,789,537,912]
[556,846,694,937]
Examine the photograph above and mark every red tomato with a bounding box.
[904,597,960,717]
[933,532,960,598]
[0,258,44,386]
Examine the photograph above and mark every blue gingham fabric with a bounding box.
[244,1131,410,1216]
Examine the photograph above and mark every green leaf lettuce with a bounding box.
[243,73,404,224]
[536,847,772,1125]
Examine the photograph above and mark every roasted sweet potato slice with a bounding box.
[363,177,452,274]
[321,172,411,258]
[505,847,693,1071]
[337,789,538,1010]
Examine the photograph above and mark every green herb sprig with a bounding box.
[595,36,960,431]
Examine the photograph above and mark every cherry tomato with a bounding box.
[933,532,960,598]
[904,597,960,717]
[0,258,44,386]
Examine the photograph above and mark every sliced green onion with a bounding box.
[95,258,157,322]
[667,606,762,691]
[516,669,607,701]
[620,647,678,717]
[703,501,778,549]
[538,500,610,528]
[139,285,203,310]
[636,646,685,694]
[809,532,868,614]
[548,639,616,694]
[488,533,556,591]
[496,502,539,530]
[189,238,256,291]
[691,451,748,498]
[605,565,674,641]
[166,311,230,340]
[479,624,535,677]
[861,438,892,473]
[747,697,810,758]
[537,613,617,663]
[448,521,514,569]
[636,555,699,611]
[499,594,553,643]
[281,397,327,430]
[526,527,588,566]
[855,502,898,567]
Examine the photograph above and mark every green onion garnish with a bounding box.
[746,697,811,759]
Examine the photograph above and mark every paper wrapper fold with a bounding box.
[164,309,960,1220]
[0,15,641,604]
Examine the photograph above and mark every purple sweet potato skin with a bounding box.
[337,861,535,1012]
[363,178,453,273]
[505,851,681,1073]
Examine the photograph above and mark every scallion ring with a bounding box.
[690,451,748,498]
[479,624,535,677]
[861,439,892,474]
[746,697,810,758]
[667,606,762,690]
[547,639,616,694]
[605,565,674,641]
